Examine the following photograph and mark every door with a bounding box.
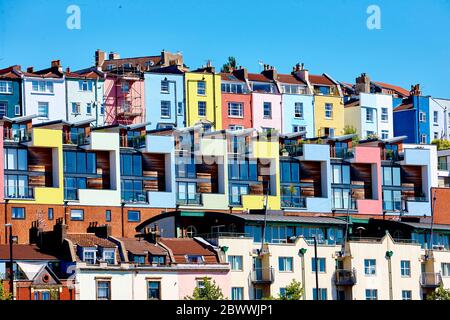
[253,257,262,281]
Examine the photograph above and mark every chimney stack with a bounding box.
[261,64,277,80]
[53,218,68,246]
[95,49,106,67]
[233,67,248,81]
[355,73,371,94]
[410,84,421,96]
[27,66,34,73]
[66,67,71,73]
[293,63,309,83]
[51,60,61,68]
[109,51,120,60]
[29,221,44,247]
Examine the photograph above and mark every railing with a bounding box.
[348,236,383,243]
[281,195,307,208]
[121,135,146,148]
[420,272,443,288]
[334,269,357,286]
[4,129,32,143]
[382,200,403,211]
[176,193,202,205]
[250,267,275,284]
[64,187,79,201]
[384,150,402,161]
[438,162,450,171]
[4,187,35,200]
[197,232,250,245]
[406,196,427,202]
[63,132,90,145]
[121,190,148,203]
[282,144,304,157]
[334,148,354,159]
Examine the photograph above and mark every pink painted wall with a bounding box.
[177,270,231,299]
[354,146,382,215]
[0,124,4,201]
[103,76,145,125]
[251,93,282,132]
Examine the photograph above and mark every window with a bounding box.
[229,125,244,131]
[15,104,21,116]
[86,103,92,115]
[41,291,50,300]
[292,125,306,133]
[263,102,272,119]
[48,208,54,220]
[161,100,171,118]
[31,80,53,93]
[381,130,389,140]
[96,280,111,300]
[187,255,204,263]
[0,80,13,93]
[228,102,243,118]
[161,80,169,93]
[366,130,375,138]
[64,151,96,174]
[381,108,388,122]
[198,101,206,117]
[311,258,326,273]
[177,102,183,115]
[4,148,28,170]
[197,81,206,95]
[402,290,412,300]
[228,255,243,271]
[100,104,105,115]
[434,111,439,124]
[229,184,250,205]
[11,207,25,219]
[325,103,333,119]
[231,287,243,300]
[280,161,300,183]
[38,102,49,118]
[222,82,245,94]
[294,102,304,118]
[250,82,274,93]
[278,257,293,272]
[79,81,93,91]
[71,102,80,114]
[401,260,411,277]
[365,289,378,300]
[103,250,115,264]
[0,102,6,116]
[364,259,376,275]
[366,108,374,122]
[442,263,450,277]
[434,132,439,140]
[151,255,165,265]
[106,210,111,222]
[331,164,351,184]
[127,210,140,222]
[70,209,84,221]
[148,281,161,300]
[279,287,287,298]
[281,84,306,94]
[121,81,129,93]
[120,153,143,176]
[382,166,401,186]
[83,250,96,264]
[420,134,427,144]
[312,288,327,300]
[419,112,426,122]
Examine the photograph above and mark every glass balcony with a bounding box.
[4,128,32,143]
[121,190,148,203]
[250,267,275,284]
[176,193,202,205]
[4,186,34,199]
[63,132,90,145]
[420,272,443,288]
[64,187,79,200]
[281,195,307,208]
[281,144,304,157]
[334,269,357,286]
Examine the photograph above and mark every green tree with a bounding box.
[431,139,450,151]
[221,56,238,73]
[0,280,12,300]
[426,285,450,300]
[343,125,360,145]
[184,277,226,300]
[278,279,304,300]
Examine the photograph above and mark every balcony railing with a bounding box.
[438,162,450,171]
[420,272,443,288]
[121,190,148,203]
[63,132,90,145]
[121,135,146,148]
[64,187,79,201]
[406,196,427,202]
[333,147,354,159]
[4,187,34,200]
[334,269,357,286]
[281,195,307,208]
[250,267,275,284]
[176,193,202,206]
[281,144,304,157]
[4,129,32,143]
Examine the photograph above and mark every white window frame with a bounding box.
[229,125,244,131]
[103,249,116,264]
[197,81,206,95]
[434,111,439,124]
[364,259,376,276]
[366,108,374,123]
[198,101,206,117]
[228,255,243,271]
[38,102,49,118]
[86,103,92,115]
[292,125,306,133]
[400,260,411,277]
[71,102,81,114]
[161,80,169,93]
[0,80,13,94]
[161,100,171,118]
[325,103,333,119]
[228,102,243,118]
[365,289,378,300]
[83,249,97,264]
[14,104,21,116]
[381,108,388,122]
[442,263,450,277]
[79,80,93,92]
[420,134,427,144]
[419,112,426,123]
[263,102,272,119]
[381,130,389,140]
[294,102,304,119]
[402,290,412,300]
[0,101,6,116]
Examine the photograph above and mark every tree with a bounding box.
[431,139,450,151]
[278,279,304,300]
[0,280,12,300]
[342,125,360,145]
[184,277,226,300]
[221,56,238,73]
[426,285,450,300]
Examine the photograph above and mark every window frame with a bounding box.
[11,207,25,220]
[147,280,161,300]
[228,102,244,118]
[127,210,141,222]
[294,102,304,119]
[198,101,207,117]
[325,103,333,119]
[96,279,111,300]
[197,81,206,95]
[364,259,377,276]
[160,100,171,118]
[263,102,272,119]
[70,209,84,221]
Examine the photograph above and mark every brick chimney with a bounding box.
[109,51,120,60]
[162,50,183,67]
[292,63,309,83]
[51,60,61,68]
[87,222,112,238]
[27,66,34,73]
[95,49,106,67]
[29,220,44,247]
[410,84,421,96]
[53,218,68,246]
[261,65,277,81]
[66,67,71,73]
[232,66,248,81]
[355,73,371,94]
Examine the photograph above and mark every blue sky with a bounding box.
[0,0,449,97]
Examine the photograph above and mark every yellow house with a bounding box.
[309,74,345,137]
[184,65,222,130]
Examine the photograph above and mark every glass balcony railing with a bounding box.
[63,132,90,145]
[176,193,202,205]
[281,144,304,157]
[334,269,357,286]
[5,129,33,143]
[121,190,148,203]
[250,267,275,284]
[121,135,146,149]
[4,187,34,199]
[420,272,443,288]
[64,187,79,201]
[281,195,307,208]
[334,147,354,159]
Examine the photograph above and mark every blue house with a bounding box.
[0,65,23,118]
[144,65,185,130]
[393,93,431,144]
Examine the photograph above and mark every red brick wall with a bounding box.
[2,281,75,300]
[432,187,450,225]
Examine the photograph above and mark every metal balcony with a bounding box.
[250,267,275,284]
[420,272,443,288]
[334,269,357,286]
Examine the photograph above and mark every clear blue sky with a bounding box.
[1,0,449,97]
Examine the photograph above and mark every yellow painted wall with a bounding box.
[314,95,345,137]
[10,128,64,205]
[185,72,222,129]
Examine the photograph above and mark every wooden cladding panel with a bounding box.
[96,151,110,189]
[402,165,423,195]
[351,163,373,199]
[142,153,166,191]
[28,147,53,187]
[300,161,322,197]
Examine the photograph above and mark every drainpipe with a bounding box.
[95,77,99,127]
[121,201,125,237]
[65,77,69,122]
[166,79,178,128]
[4,199,9,244]
[212,74,217,129]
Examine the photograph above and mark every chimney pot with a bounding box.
[51,60,61,68]
[27,67,34,73]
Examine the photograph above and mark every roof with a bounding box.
[33,118,94,129]
[220,73,245,82]
[399,221,450,231]
[344,99,360,108]
[373,81,410,97]
[327,133,358,142]
[119,238,167,256]
[276,73,307,85]
[309,74,334,86]
[159,238,219,264]
[394,102,414,112]
[23,66,64,79]
[382,136,408,144]
[247,73,272,83]
[0,65,22,79]
[65,71,102,79]
[66,233,117,248]
[102,55,162,70]
[0,114,38,124]
[229,213,347,225]
[0,245,59,261]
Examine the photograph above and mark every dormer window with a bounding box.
[221,82,245,94]
[315,86,330,95]
[79,80,93,92]
[186,255,204,264]
[103,249,115,264]
[83,249,96,264]
[250,82,274,93]
[281,84,306,94]
[151,255,165,265]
